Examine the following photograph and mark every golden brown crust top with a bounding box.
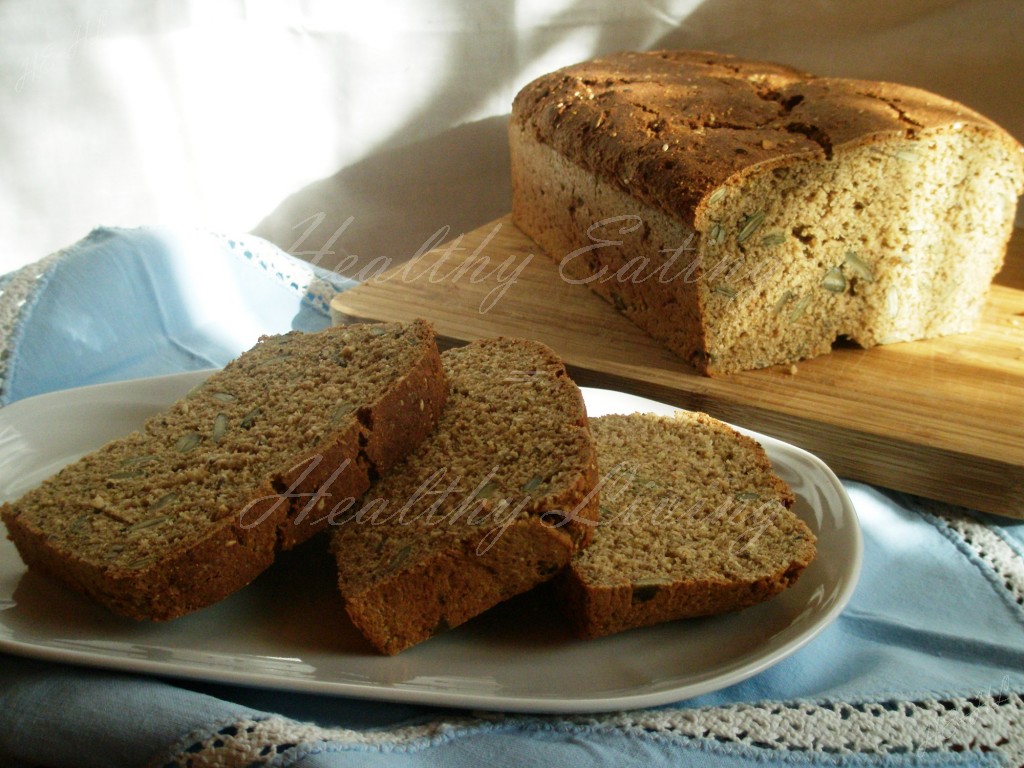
[511,49,1021,226]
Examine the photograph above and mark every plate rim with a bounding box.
[0,372,862,713]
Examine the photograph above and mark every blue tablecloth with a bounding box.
[0,228,1021,767]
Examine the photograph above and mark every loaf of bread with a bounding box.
[0,320,447,621]
[510,50,1024,374]
[558,411,816,639]
[331,337,599,655]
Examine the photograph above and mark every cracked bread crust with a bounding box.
[511,50,1024,374]
[1,320,448,621]
[511,49,1019,229]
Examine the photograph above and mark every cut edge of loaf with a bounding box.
[558,411,816,640]
[0,320,448,621]
[331,337,599,655]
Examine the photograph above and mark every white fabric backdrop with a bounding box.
[1,0,1021,275]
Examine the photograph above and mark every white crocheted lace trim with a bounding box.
[910,496,1024,611]
[602,690,1021,758]
[218,232,348,318]
[154,690,1022,767]
[0,249,65,403]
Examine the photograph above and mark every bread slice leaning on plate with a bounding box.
[1,320,447,621]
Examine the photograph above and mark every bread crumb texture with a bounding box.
[0,320,447,620]
[559,411,816,639]
[510,50,1024,373]
[332,337,599,655]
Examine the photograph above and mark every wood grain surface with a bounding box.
[331,216,1024,519]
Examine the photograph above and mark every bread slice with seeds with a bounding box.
[0,320,447,621]
[330,337,599,655]
[558,411,816,639]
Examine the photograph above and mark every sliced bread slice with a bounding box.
[1,320,447,621]
[330,337,599,655]
[559,411,816,639]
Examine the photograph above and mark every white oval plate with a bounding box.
[0,372,861,713]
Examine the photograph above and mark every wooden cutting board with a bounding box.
[331,216,1024,519]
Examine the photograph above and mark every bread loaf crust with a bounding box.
[1,320,448,621]
[511,50,1024,373]
[512,49,1021,228]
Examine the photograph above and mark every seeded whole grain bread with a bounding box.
[510,50,1024,374]
[558,411,816,639]
[0,320,447,621]
[330,337,599,655]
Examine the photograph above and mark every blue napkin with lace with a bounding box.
[0,227,1021,767]
[0,226,353,405]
